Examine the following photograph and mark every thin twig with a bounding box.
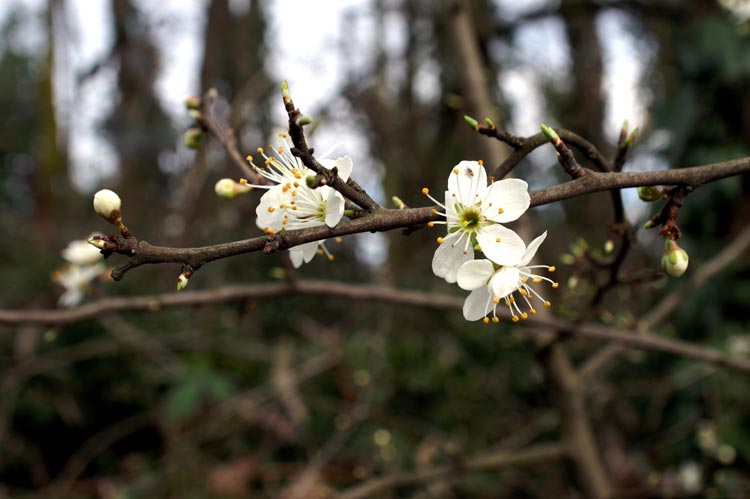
[3,280,750,374]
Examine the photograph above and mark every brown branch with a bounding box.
[580,223,750,379]
[90,156,749,280]
[283,86,380,211]
[335,443,565,499]
[3,280,750,374]
[195,88,257,181]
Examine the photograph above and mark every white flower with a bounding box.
[52,262,105,308]
[62,239,104,266]
[424,161,530,283]
[249,132,353,266]
[93,189,122,222]
[456,231,557,323]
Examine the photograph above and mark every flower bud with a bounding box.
[661,240,689,277]
[87,237,106,250]
[637,186,663,202]
[214,178,252,199]
[185,94,201,111]
[464,115,479,130]
[183,127,204,149]
[93,189,122,223]
[177,273,189,292]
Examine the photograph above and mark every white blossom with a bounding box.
[424,161,529,283]
[456,231,557,323]
[93,189,122,222]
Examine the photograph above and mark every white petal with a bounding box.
[289,241,319,268]
[483,178,530,223]
[431,232,473,283]
[447,161,487,205]
[320,155,353,181]
[521,231,547,266]
[325,190,345,227]
[457,259,495,290]
[476,225,525,266]
[488,266,520,299]
[463,288,493,321]
[255,187,286,230]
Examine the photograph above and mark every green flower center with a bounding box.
[458,206,482,231]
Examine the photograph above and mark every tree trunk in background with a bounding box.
[35,0,69,239]
[560,0,605,149]
[106,0,174,240]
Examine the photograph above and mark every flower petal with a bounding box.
[290,241,319,268]
[483,178,530,223]
[488,266,520,299]
[320,155,353,182]
[457,259,495,290]
[255,187,286,230]
[463,287,493,321]
[520,231,547,266]
[325,189,345,227]
[476,225,525,266]
[432,232,473,283]
[447,161,487,205]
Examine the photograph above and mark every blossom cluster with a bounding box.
[216,132,353,268]
[52,238,108,307]
[424,161,557,323]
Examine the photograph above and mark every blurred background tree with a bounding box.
[0,0,748,497]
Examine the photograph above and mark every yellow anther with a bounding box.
[278,146,284,154]
[489,176,495,182]
[335,237,343,243]
[477,159,484,166]
[328,254,335,261]
[521,277,528,283]
[512,316,520,323]
[282,184,291,192]
[529,308,537,315]
[256,147,264,154]
[497,207,504,214]
[431,209,437,214]
[469,169,474,176]
[437,237,445,244]
[267,206,275,212]
[278,131,287,138]
[246,155,254,162]
[427,222,435,228]
[422,187,429,195]
[533,278,542,283]
[462,220,469,227]
[316,249,324,256]
[453,168,459,174]
[544,301,552,307]
[483,317,490,324]
[291,190,297,196]
[519,289,528,297]
[463,250,468,255]
[521,312,528,320]
[492,316,499,323]
[239,178,248,184]
[552,282,559,289]
[549,266,556,272]
[293,181,299,187]
[476,245,482,251]
[493,297,500,304]
[294,172,302,179]
[495,237,501,243]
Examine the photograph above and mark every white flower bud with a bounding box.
[177,273,189,291]
[214,178,251,199]
[62,239,103,265]
[93,189,122,223]
[661,240,689,277]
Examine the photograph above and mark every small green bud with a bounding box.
[604,239,614,254]
[214,178,252,199]
[625,127,639,147]
[281,80,291,101]
[637,186,663,202]
[177,273,189,292]
[540,123,559,142]
[295,115,313,126]
[183,127,204,149]
[484,117,495,128]
[620,119,629,137]
[87,236,106,250]
[661,240,689,277]
[185,94,201,111]
[391,196,406,209]
[464,115,479,130]
[305,175,317,188]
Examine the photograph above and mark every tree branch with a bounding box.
[3,280,749,374]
